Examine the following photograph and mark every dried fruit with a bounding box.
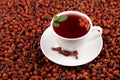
[52,47,62,52]
[62,50,70,56]
[73,51,78,59]
[2,73,8,79]
[8,49,14,54]
[79,22,85,27]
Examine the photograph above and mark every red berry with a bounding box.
[73,51,78,59]
[83,19,89,23]
[62,50,70,56]
[52,47,62,52]
[79,22,85,27]
[85,24,90,31]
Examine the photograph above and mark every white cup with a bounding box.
[50,11,102,51]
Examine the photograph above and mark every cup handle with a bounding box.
[92,26,102,35]
[88,26,102,41]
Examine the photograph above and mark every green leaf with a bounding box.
[53,22,59,27]
[53,15,59,21]
[58,15,68,22]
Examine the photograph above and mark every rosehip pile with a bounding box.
[0,0,119,80]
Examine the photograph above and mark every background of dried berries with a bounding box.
[0,0,120,79]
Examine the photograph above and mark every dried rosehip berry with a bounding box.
[8,49,14,54]
[73,51,78,59]
[62,50,70,56]
[79,22,85,27]
[52,47,62,53]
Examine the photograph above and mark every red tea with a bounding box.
[53,14,90,38]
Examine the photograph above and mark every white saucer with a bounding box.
[40,27,103,66]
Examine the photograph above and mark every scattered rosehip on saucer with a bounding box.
[52,47,78,59]
[73,51,78,59]
[62,50,70,56]
[52,47,62,53]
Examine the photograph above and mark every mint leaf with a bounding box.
[53,23,59,27]
[58,15,68,22]
[53,15,68,28]
[53,15,59,21]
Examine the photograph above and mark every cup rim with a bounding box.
[51,11,93,40]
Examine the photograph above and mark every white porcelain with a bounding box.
[50,11,102,51]
[40,27,103,66]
